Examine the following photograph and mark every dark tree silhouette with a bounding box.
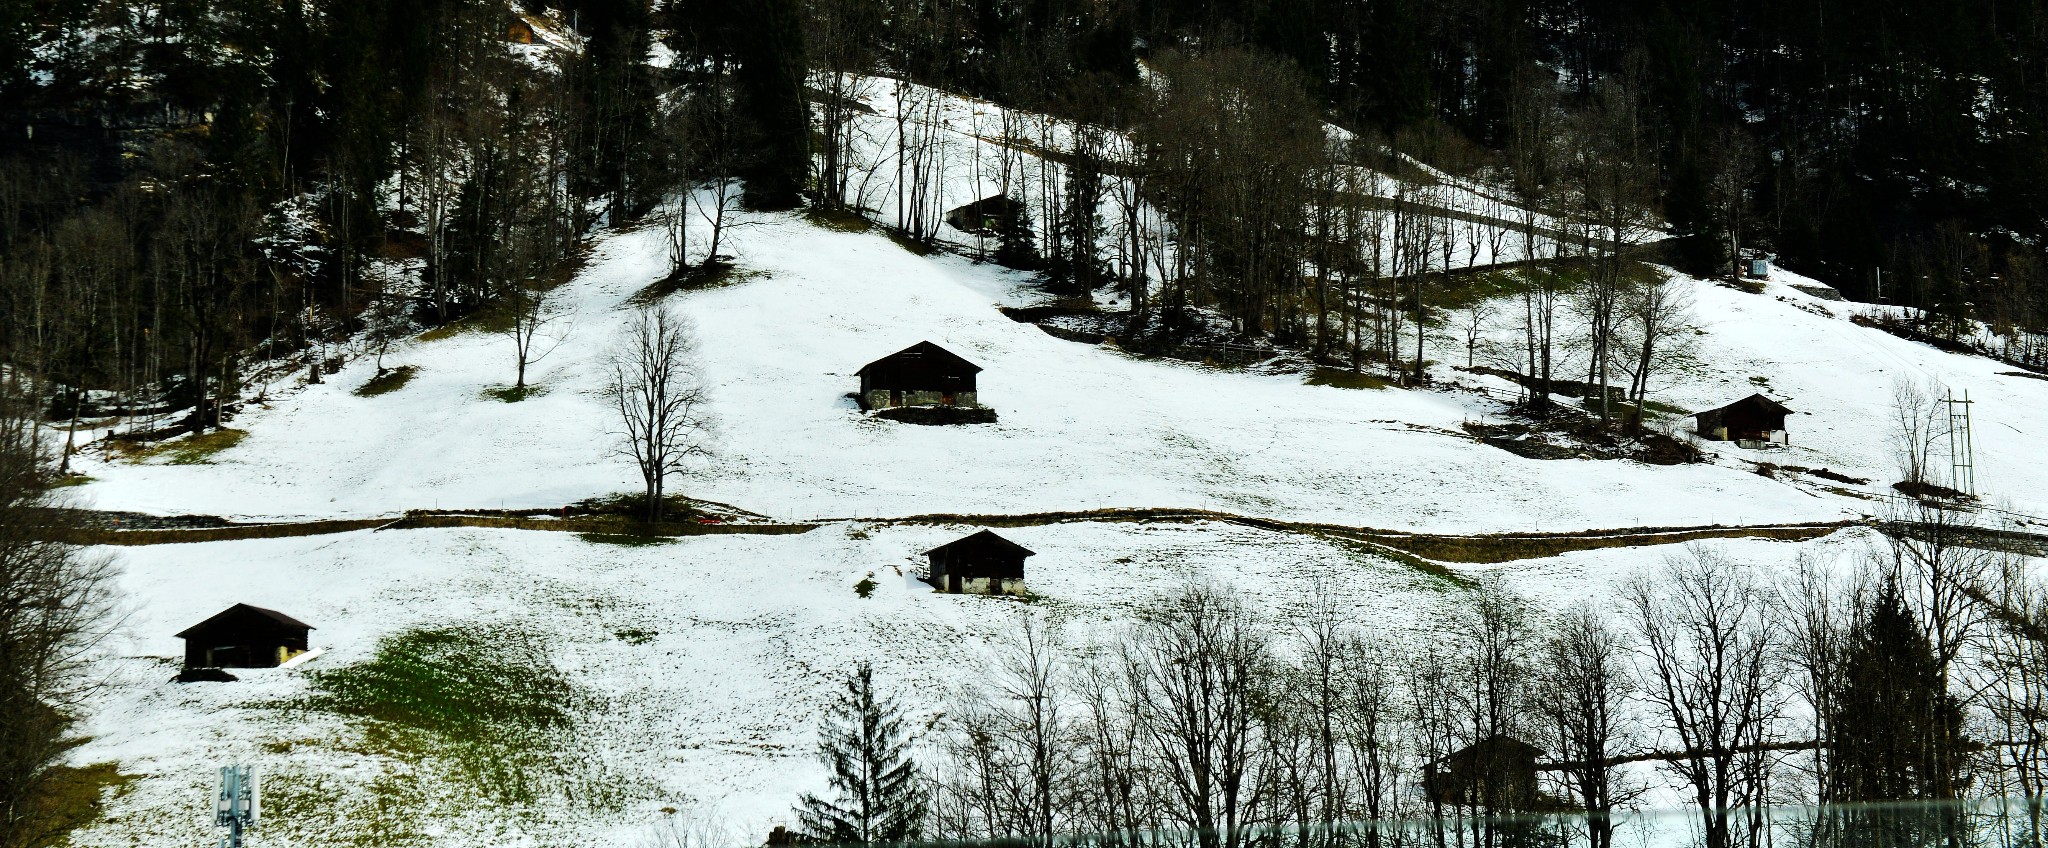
[795,663,925,846]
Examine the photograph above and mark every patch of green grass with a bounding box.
[1306,368,1390,390]
[1325,537,1472,589]
[302,626,575,804]
[576,532,674,547]
[629,262,768,304]
[354,365,419,397]
[23,761,135,843]
[568,492,702,519]
[1429,270,1524,311]
[805,207,873,232]
[482,384,548,403]
[885,229,937,256]
[50,474,92,488]
[418,308,515,342]
[613,627,657,644]
[119,428,246,464]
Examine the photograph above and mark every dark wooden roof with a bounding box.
[924,529,1035,559]
[176,603,314,638]
[858,341,982,380]
[1445,734,1545,761]
[1694,393,1793,419]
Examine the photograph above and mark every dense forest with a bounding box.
[3,0,2048,433]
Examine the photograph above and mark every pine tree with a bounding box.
[795,663,925,847]
[734,0,810,210]
[994,200,1041,272]
[1823,580,1969,847]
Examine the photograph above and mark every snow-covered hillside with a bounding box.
[59,199,2048,845]
[81,204,2048,531]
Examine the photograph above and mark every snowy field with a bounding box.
[68,516,1864,847]
[69,519,1468,846]
[53,182,2048,845]
[71,203,2037,532]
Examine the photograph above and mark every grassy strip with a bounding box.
[48,517,394,545]
[52,502,1853,565]
[51,513,818,546]
[111,428,246,464]
[353,365,418,397]
[1370,524,1846,564]
[576,531,676,547]
[860,507,1859,568]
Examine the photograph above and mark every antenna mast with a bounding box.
[215,765,259,848]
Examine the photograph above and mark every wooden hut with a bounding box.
[1693,393,1792,445]
[925,530,1032,596]
[1423,735,1544,809]
[177,604,313,669]
[857,341,982,410]
[944,195,1025,236]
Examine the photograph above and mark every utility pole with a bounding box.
[1946,388,1976,497]
[215,765,258,848]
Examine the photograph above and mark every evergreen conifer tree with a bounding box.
[1823,580,1969,847]
[794,663,925,847]
[734,0,810,210]
[994,201,1041,272]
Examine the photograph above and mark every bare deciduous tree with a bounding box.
[1889,378,1947,488]
[1622,547,1784,848]
[1615,269,1697,431]
[502,279,564,392]
[1122,585,1275,848]
[0,380,121,848]
[607,306,712,522]
[1537,603,1637,848]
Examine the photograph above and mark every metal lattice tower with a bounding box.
[1947,389,1976,497]
[215,765,258,848]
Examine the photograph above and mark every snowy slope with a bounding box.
[71,207,1945,533]
[53,179,2048,846]
[71,519,1463,846]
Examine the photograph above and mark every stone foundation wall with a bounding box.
[862,389,979,410]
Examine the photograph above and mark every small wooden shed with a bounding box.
[925,530,1032,596]
[1694,393,1792,445]
[177,604,313,669]
[1423,734,1544,809]
[944,195,1025,236]
[858,341,982,410]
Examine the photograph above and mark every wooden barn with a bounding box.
[858,341,982,410]
[925,530,1032,596]
[944,195,1025,236]
[177,604,313,669]
[1693,393,1792,445]
[1423,734,1544,809]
